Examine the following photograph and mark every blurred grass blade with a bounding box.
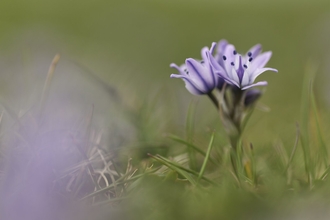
[186,100,197,170]
[300,60,318,186]
[83,105,94,152]
[150,154,217,185]
[310,80,328,167]
[284,123,300,174]
[39,54,60,118]
[0,98,20,123]
[81,169,157,200]
[167,134,217,165]
[320,166,330,181]
[148,153,197,185]
[198,132,215,181]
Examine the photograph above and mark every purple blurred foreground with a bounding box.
[0,49,134,220]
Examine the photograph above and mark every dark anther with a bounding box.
[249,57,253,62]
[230,62,234,66]
[200,60,205,64]
[223,56,227,60]
[248,52,252,57]
[233,50,237,55]
[243,64,247,68]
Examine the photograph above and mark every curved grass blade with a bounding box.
[149,154,217,186]
[148,154,197,185]
[167,134,217,165]
[80,169,158,201]
[198,132,215,181]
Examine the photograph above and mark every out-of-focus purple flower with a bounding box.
[244,89,262,107]
[170,43,220,95]
[209,40,278,90]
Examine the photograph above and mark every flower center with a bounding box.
[223,50,252,69]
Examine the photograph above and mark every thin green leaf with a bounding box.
[167,134,217,165]
[152,154,217,185]
[185,100,197,170]
[300,61,317,186]
[310,80,328,167]
[320,166,330,181]
[148,154,197,185]
[284,123,300,174]
[198,132,215,181]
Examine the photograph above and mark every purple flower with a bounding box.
[244,89,262,107]
[209,40,278,90]
[170,43,220,95]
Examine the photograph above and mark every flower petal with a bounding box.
[217,39,228,52]
[223,44,237,74]
[207,50,226,74]
[244,89,262,106]
[241,68,250,87]
[185,58,210,91]
[242,81,268,90]
[207,50,231,86]
[236,56,245,84]
[170,74,204,95]
[201,47,217,87]
[249,51,272,72]
[249,67,278,83]
[170,63,186,75]
[246,44,262,58]
[216,72,240,88]
[210,42,217,54]
[216,39,228,65]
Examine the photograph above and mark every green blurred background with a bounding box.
[0,0,330,161]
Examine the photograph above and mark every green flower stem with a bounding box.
[224,89,246,182]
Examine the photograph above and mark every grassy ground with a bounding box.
[1,0,330,219]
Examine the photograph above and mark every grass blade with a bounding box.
[39,54,60,118]
[284,123,300,174]
[148,153,197,185]
[80,169,158,201]
[150,154,217,185]
[167,134,217,165]
[185,101,197,170]
[198,132,215,181]
[310,80,328,167]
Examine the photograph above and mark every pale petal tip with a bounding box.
[218,39,228,44]
[169,63,177,68]
[242,81,268,90]
[210,42,217,53]
[266,67,278,73]
[170,74,180,78]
